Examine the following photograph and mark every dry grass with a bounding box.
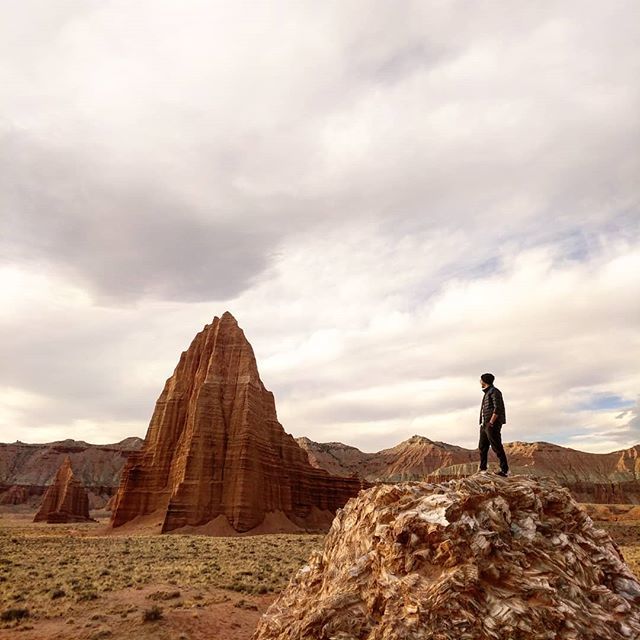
[0,513,638,639]
[0,519,322,618]
[0,516,323,638]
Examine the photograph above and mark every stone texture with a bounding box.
[583,503,640,522]
[33,456,95,523]
[427,441,640,504]
[297,435,486,482]
[297,435,640,504]
[110,311,367,534]
[253,474,640,640]
[0,437,143,506]
[0,484,30,505]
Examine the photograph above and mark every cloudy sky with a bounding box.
[1,1,639,453]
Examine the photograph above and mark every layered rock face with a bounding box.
[110,311,367,534]
[33,456,94,523]
[0,437,143,507]
[296,434,485,481]
[427,441,640,503]
[297,435,640,504]
[0,484,31,505]
[253,475,640,640]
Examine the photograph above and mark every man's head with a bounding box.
[480,372,495,388]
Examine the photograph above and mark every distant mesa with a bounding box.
[3,322,640,515]
[4,433,639,509]
[109,311,368,534]
[0,484,30,505]
[297,436,640,504]
[253,474,640,639]
[0,437,143,509]
[33,456,96,523]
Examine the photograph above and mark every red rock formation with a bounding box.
[0,485,30,505]
[427,441,640,503]
[297,434,479,481]
[296,436,374,477]
[104,494,117,511]
[583,503,640,522]
[297,435,640,504]
[110,311,368,534]
[0,437,143,506]
[253,475,640,639]
[33,456,95,523]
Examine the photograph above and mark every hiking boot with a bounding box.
[493,470,509,477]
[476,468,489,475]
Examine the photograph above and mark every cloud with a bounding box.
[0,2,639,451]
[2,1,639,303]
[1,208,638,451]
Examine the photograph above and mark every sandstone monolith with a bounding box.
[33,456,94,523]
[110,311,367,534]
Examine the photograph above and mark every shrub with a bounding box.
[148,590,180,601]
[142,605,163,622]
[1,607,29,622]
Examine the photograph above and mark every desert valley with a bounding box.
[1,312,639,639]
[4,0,640,637]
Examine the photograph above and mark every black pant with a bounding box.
[478,422,509,473]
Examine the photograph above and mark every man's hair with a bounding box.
[481,372,495,385]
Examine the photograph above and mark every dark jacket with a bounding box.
[479,385,506,425]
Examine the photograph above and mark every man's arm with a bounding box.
[488,390,501,425]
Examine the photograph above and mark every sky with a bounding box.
[1,1,639,453]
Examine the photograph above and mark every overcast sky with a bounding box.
[1,1,639,453]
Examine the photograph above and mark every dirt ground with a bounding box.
[0,512,323,640]
[1,508,639,640]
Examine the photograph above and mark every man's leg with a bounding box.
[478,424,490,471]
[487,424,509,474]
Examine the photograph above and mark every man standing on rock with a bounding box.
[478,373,509,477]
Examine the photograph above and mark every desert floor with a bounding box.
[1,510,639,640]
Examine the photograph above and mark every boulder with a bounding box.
[253,474,640,640]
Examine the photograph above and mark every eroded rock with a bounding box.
[253,474,640,640]
[33,456,95,523]
[110,311,367,534]
[297,436,640,503]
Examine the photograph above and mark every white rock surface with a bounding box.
[253,474,640,640]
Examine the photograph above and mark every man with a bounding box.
[478,372,509,477]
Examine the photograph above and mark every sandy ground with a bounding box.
[1,506,639,640]
[0,581,275,640]
[0,512,322,640]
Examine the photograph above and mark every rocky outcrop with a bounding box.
[297,435,640,504]
[253,474,640,640]
[0,484,31,505]
[5,429,638,511]
[110,311,367,534]
[297,434,479,481]
[33,456,95,523]
[427,441,640,504]
[583,503,640,522]
[296,436,373,477]
[0,437,143,506]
